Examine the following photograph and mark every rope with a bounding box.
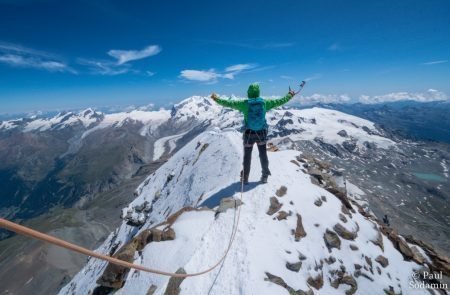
[0,168,245,279]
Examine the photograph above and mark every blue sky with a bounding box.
[0,0,449,114]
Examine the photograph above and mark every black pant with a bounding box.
[242,130,271,178]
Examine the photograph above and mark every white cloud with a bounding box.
[180,63,257,83]
[358,89,448,104]
[292,93,352,105]
[422,60,448,65]
[146,71,156,77]
[77,58,131,75]
[225,63,256,72]
[107,45,161,65]
[180,69,220,82]
[0,43,75,73]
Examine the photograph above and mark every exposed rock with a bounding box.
[365,256,373,273]
[286,261,302,272]
[325,256,336,265]
[275,186,288,197]
[324,229,341,252]
[151,229,163,242]
[404,234,450,276]
[162,228,176,241]
[267,197,282,215]
[371,230,384,252]
[294,213,307,241]
[341,204,351,216]
[354,264,362,270]
[354,270,374,281]
[97,242,136,288]
[164,268,186,295]
[409,245,426,264]
[276,210,289,220]
[298,252,307,260]
[265,272,312,295]
[307,273,323,290]
[376,266,382,275]
[217,197,243,214]
[146,285,157,295]
[326,187,353,210]
[314,198,323,207]
[375,255,389,268]
[350,244,359,251]
[290,159,300,167]
[340,275,358,295]
[321,195,327,202]
[337,130,348,137]
[339,213,348,223]
[333,223,357,240]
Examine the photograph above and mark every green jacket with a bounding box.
[214,93,293,125]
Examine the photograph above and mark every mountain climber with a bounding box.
[211,83,296,184]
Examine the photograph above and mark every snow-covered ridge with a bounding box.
[1,96,396,155]
[60,130,438,295]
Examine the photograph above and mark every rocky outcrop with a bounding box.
[330,273,358,295]
[97,225,176,289]
[267,197,282,215]
[294,213,307,241]
[265,272,313,295]
[286,261,302,272]
[404,235,450,277]
[164,268,186,295]
[333,223,357,240]
[216,197,243,214]
[276,211,289,220]
[324,229,341,252]
[275,186,287,197]
[375,255,389,268]
[307,273,323,290]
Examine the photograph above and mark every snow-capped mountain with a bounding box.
[1,96,448,295]
[60,129,448,295]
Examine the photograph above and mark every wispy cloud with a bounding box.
[77,58,132,76]
[225,63,256,72]
[422,60,448,65]
[305,73,322,81]
[328,42,343,51]
[205,40,294,49]
[0,42,76,73]
[180,69,220,83]
[262,42,295,49]
[180,63,258,83]
[107,45,161,65]
[359,89,448,103]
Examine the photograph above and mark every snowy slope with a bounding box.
[60,129,433,295]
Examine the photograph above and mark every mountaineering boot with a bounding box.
[260,175,268,183]
[240,170,249,185]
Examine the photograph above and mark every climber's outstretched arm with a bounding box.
[210,93,246,112]
[264,90,295,111]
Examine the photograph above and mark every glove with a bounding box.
[211,93,219,101]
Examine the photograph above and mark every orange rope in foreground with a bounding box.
[0,177,244,278]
